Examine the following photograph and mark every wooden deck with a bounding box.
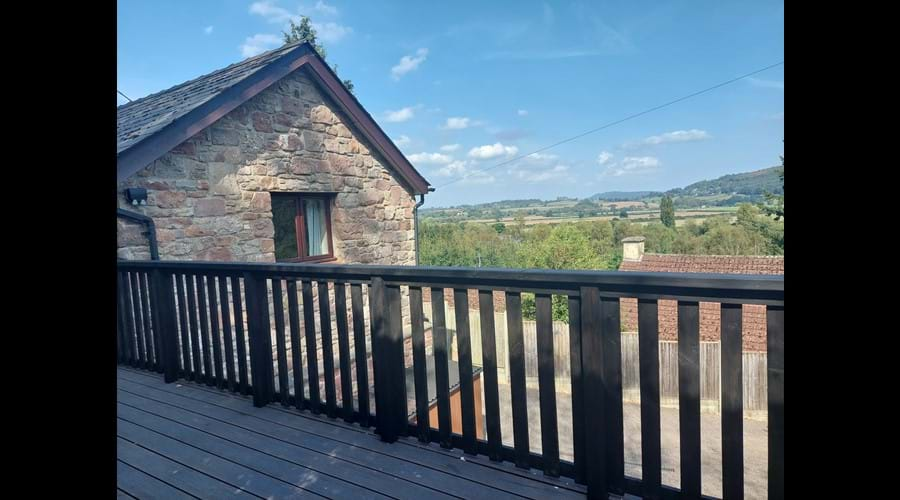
[117,367,588,499]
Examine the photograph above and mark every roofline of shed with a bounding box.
[116,42,432,195]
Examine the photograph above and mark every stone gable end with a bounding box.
[117,67,416,265]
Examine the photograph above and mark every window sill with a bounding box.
[276,256,338,264]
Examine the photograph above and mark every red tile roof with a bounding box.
[618,254,784,275]
[619,253,783,351]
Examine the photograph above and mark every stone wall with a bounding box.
[117,66,417,266]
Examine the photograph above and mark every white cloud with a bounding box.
[442,117,471,130]
[517,109,528,116]
[248,1,351,44]
[314,22,352,43]
[641,129,711,145]
[748,78,784,90]
[468,142,519,159]
[250,1,293,23]
[314,0,338,15]
[394,135,411,147]
[436,160,469,176]
[526,152,557,161]
[241,34,282,57]
[433,159,496,184]
[603,156,661,177]
[408,152,453,165]
[384,107,416,123]
[440,144,461,152]
[204,26,214,35]
[391,48,429,80]
[597,151,614,166]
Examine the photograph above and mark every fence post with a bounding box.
[150,269,180,383]
[244,272,274,407]
[370,277,406,443]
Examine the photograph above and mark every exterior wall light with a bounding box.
[124,188,148,206]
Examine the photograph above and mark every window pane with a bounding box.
[272,196,299,260]
[304,198,329,256]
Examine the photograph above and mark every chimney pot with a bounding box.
[622,236,646,262]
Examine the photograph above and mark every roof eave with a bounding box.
[116,42,432,196]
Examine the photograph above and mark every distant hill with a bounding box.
[667,166,783,197]
[589,191,660,201]
[423,166,784,216]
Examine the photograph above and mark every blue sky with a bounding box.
[118,0,784,207]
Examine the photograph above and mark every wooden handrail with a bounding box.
[116,259,783,500]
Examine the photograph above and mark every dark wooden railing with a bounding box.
[116,260,784,500]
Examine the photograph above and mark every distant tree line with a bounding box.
[420,203,783,320]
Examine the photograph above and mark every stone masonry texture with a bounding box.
[117,66,416,266]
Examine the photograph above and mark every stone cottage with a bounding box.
[117,41,432,264]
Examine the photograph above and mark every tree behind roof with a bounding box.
[283,17,354,94]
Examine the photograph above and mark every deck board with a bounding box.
[116,437,251,498]
[117,460,196,500]
[118,367,587,499]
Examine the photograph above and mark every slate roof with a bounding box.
[117,42,305,155]
[618,254,784,275]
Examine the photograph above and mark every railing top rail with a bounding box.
[117,260,784,305]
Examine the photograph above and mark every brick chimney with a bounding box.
[622,236,645,262]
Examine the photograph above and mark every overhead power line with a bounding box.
[435,60,784,189]
[117,89,133,103]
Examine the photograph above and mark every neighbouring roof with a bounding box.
[116,41,431,194]
[621,236,646,242]
[619,253,784,275]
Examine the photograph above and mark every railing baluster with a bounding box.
[479,289,502,461]
[218,276,236,392]
[568,294,585,484]
[129,271,147,368]
[319,281,337,418]
[768,305,784,500]
[185,275,203,382]
[272,279,290,406]
[454,288,477,455]
[230,276,249,394]
[371,279,406,442]
[136,272,152,369]
[150,269,180,383]
[207,276,224,389]
[120,272,136,366]
[581,286,607,498]
[142,272,161,372]
[197,275,213,384]
[678,301,701,498]
[638,299,662,499]
[302,280,320,413]
[536,293,560,477]
[350,284,370,426]
[601,296,624,493]
[116,274,126,363]
[721,303,744,500]
[335,283,354,423]
[506,291,530,469]
[244,273,274,407]
[409,286,429,441]
[174,274,191,377]
[431,287,452,448]
[287,280,304,410]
